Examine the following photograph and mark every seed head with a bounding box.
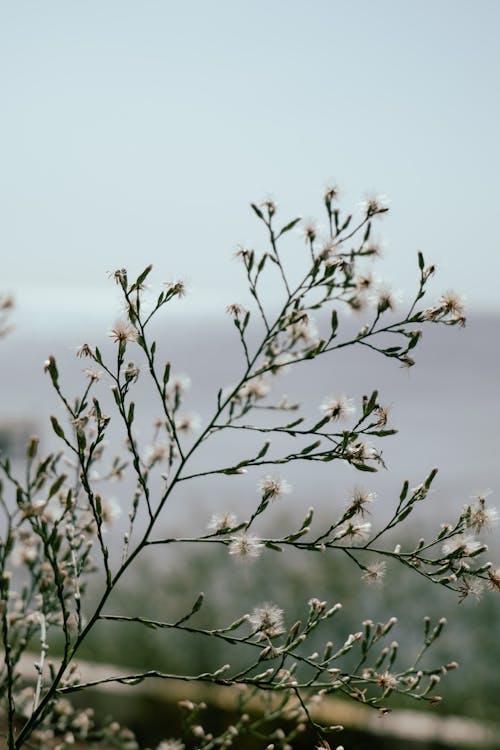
[248,602,285,640]
[228,532,264,560]
[319,394,355,422]
[258,475,292,501]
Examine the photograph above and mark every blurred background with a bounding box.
[1,1,499,747]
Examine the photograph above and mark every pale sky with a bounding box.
[1,0,499,327]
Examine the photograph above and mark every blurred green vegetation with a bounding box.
[76,514,500,728]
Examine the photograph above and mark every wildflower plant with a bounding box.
[0,185,496,750]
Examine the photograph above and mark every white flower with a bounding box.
[207,512,238,534]
[370,284,401,314]
[345,486,377,517]
[156,740,185,750]
[144,442,169,465]
[228,532,264,560]
[487,567,500,592]
[109,320,137,344]
[163,280,186,298]
[288,314,319,344]
[170,373,191,392]
[376,671,398,690]
[175,413,201,432]
[345,440,378,464]
[335,521,372,545]
[237,377,271,400]
[466,491,498,533]
[442,534,483,558]
[459,576,484,601]
[319,394,356,422]
[101,496,121,527]
[359,194,390,216]
[272,352,296,374]
[83,367,102,382]
[362,561,387,584]
[257,475,292,501]
[300,218,321,242]
[439,290,465,316]
[248,602,285,640]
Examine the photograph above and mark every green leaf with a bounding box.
[400,480,409,502]
[331,309,338,337]
[300,440,321,455]
[278,217,301,237]
[351,462,377,472]
[265,541,283,552]
[127,402,135,425]
[312,416,330,432]
[424,468,438,489]
[250,203,265,221]
[363,390,378,417]
[135,264,153,288]
[397,506,413,522]
[48,474,67,500]
[45,356,59,386]
[50,416,66,441]
[257,441,270,459]
[163,362,171,386]
[340,215,352,232]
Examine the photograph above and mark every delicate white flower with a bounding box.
[487,567,500,592]
[109,320,137,344]
[458,576,484,601]
[324,183,341,203]
[370,284,402,314]
[175,412,201,432]
[144,441,170,465]
[83,367,102,382]
[207,512,238,534]
[248,602,285,640]
[226,303,246,317]
[376,671,398,690]
[259,195,277,215]
[101,496,121,526]
[156,740,185,750]
[170,373,191,392]
[228,532,264,560]
[346,486,377,517]
[319,394,356,422]
[288,314,319,344]
[163,280,186,298]
[336,521,372,545]
[359,194,390,216]
[362,561,387,584]
[237,377,271,400]
[345,440,378,464]
[466,491,498,533]
[439,290,465,316]
[272,352,296,374]
[300,218,321,242]
[442,534,483,558]
[257,475,292,501]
